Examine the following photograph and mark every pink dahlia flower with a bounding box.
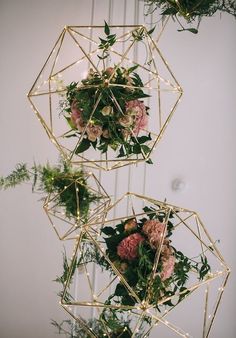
[142,220,166,249]
[160,255,175,281]
[125,100,148,135]
[86,123,103,142]
[117,233,144,261]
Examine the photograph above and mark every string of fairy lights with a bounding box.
[27,0,230,336]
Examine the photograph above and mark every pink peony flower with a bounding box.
[124,218,137,232]
[117,233,145,261]
[125,100,148,135]
[160,255,175,281]
[142,220,166,249]
[86,123,103,142]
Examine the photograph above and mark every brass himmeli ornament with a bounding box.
[27,25,182,171]
[60,193,230,337]
[43,171,110,241]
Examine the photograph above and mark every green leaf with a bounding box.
[65,116,76,129]
[186,28,198,34]
[146,158,153,164]
[133,143,142,154]
[104,21,110,35]
[136,134,151,144]
[141,144,151,155]
[91,139,97,150]
[116,223,124,234]
[75,138,91,154]
[127,64,139,74]
[115,283,128,296]
[101,226,116,236]
[117,145,125,158]
[177,28,198,34]
[147,26,156,35]
[121,294,136,306]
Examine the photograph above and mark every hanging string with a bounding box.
[126,0,139,215]
[113,0,127,221]
[142,4,154,200]
[108,0,114,24]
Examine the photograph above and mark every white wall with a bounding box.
[0,0,235,337]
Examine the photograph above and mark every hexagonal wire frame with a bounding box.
[27,25,183,171]
[60,193,230,337]
[43,171,110,241]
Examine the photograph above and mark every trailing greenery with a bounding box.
[0,162,99,221]
[144,0,236,33]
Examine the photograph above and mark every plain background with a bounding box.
[0,0,235,337]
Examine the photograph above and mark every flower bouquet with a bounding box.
[62,65,152,161]
[100,206,211,310]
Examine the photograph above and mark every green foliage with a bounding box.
[0,163,30,189]
[131,25,156,42]
[0,161,99,221]
[144,0,236,33]
[98,21,117,60]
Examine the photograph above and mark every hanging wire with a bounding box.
[142,3,154,201]
[112,0,127,221]
[126,0,139,214]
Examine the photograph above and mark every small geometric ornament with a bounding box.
[60,193,230,337]
[27,25,183,170]
[43,171,110,241]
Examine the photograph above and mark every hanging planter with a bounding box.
[28,23,182,170]
[58,193,230,337]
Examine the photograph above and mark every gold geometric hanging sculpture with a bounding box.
[27,25,183,170]
[60,193,230,337]
[43,170,110,241]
